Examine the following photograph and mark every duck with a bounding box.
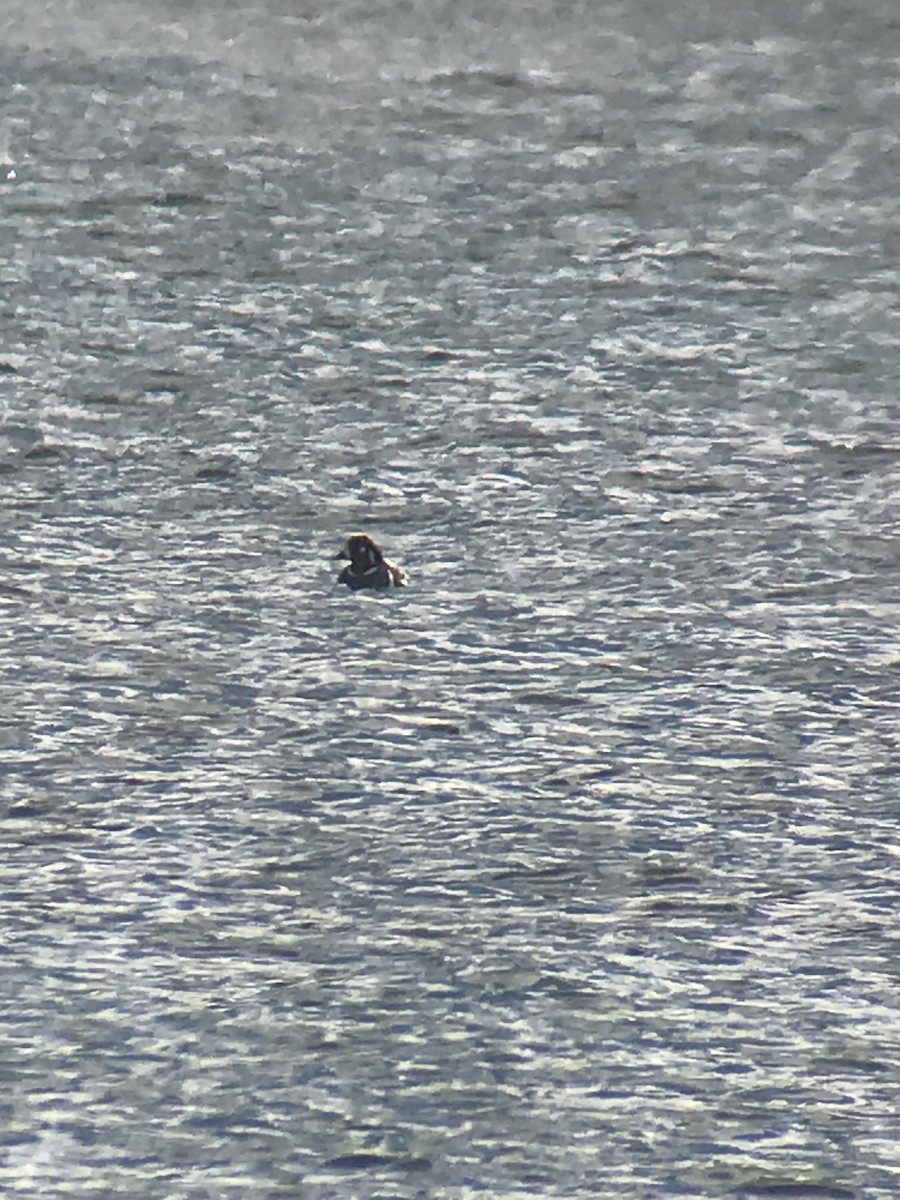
[335,534,408,591]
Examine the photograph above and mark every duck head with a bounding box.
[335,534,385,574]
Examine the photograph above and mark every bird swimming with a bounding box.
[334,534,408,591]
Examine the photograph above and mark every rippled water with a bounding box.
[2,1,900,1196]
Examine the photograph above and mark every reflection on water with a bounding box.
[1,1,899,1196]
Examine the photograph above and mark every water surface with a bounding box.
[1,1,899,1196]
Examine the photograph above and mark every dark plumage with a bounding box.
[335,534,408,591]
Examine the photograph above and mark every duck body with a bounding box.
[335,534,408,591]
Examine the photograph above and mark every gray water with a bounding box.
[2,1,900,1196]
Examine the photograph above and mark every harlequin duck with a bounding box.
[335,534,408,591]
